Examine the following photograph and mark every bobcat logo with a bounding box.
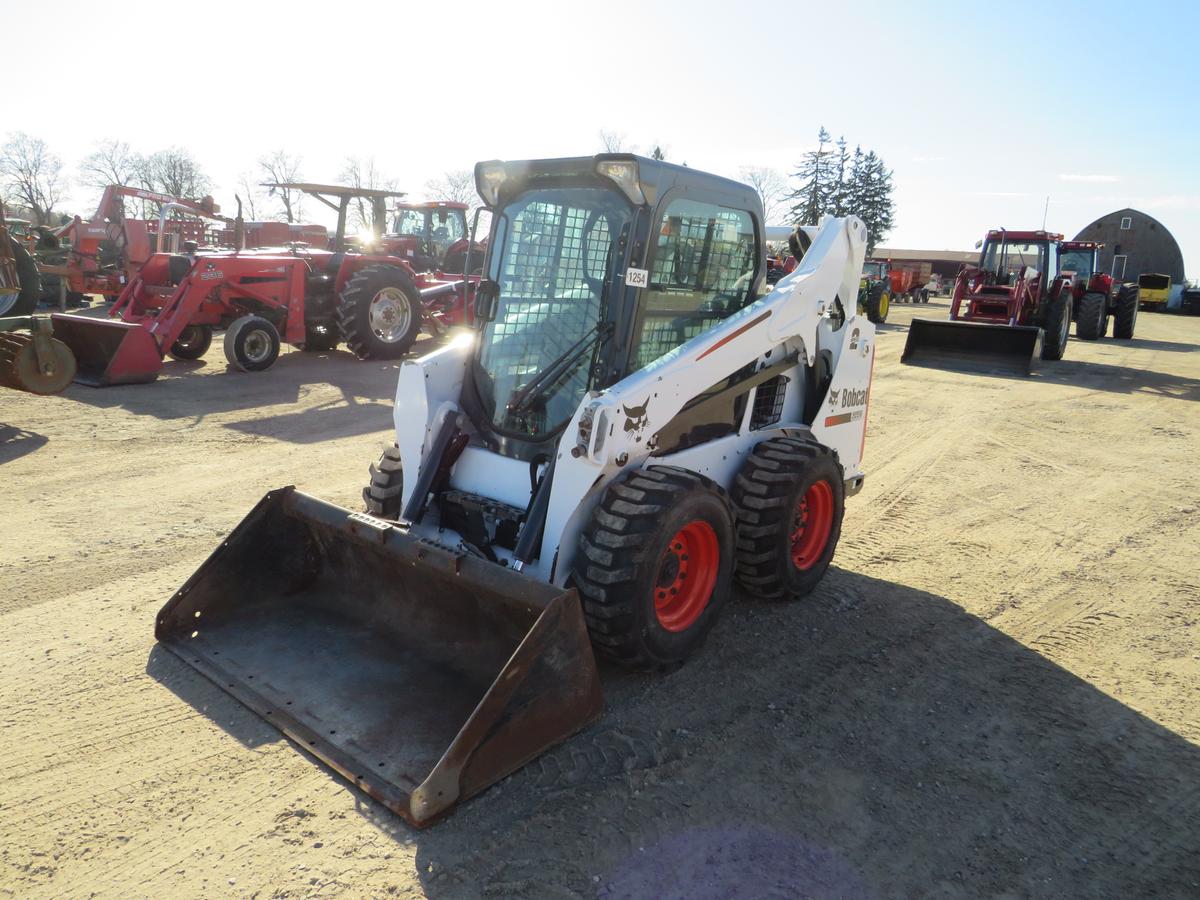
[623,397,650,437]
[827,388,840,408]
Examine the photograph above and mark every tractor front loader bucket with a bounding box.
[50,313,162,386]
[155,488,603,828]
[901,318,1043,376]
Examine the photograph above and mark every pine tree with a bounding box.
[787,127,834,225]
[851,150,895,253]
[830,136,850,216]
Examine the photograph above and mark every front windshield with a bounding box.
[428,208,465,258]
[1059,249,1094,277]
[392,208,426,237]
[862,262,886,279]
[981,240,1046,279]
[476,186,631,439]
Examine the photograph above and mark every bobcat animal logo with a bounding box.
[623,397,650,437]
[827,388,840,407]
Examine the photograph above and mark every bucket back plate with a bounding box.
[51,313,162,386]
[155,488,603,827]
[901,318,1043,376]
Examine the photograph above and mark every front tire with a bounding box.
[731,437,844,599]
[1,237,40,316]
[864,283,890,324]
[223,315,281,372]
[168,324,213,360]
[337,265,422,359]
[1113,284,1138,339]
[1075,292,1107,340]
[1040,291,1071,361]
[573,466,735,670]
[363,444,404,519]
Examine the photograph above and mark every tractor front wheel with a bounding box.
[1075,292,1107,341]
[1113,284,1138,339]
[731,437,844,599]
[864,284,890,324]
[223,315,281,372]
[1040,292,1072,361]
[337,265,422,359]
[168,325,213,360]
[1,237,40,317]
[573,466,735,670]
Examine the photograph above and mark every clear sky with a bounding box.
[6,0,1197,276]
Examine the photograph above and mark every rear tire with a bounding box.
[168,324,213,360]
[1113,284,1138,339]
[573,466,735,670]
[1040,291,1071,361]
[301,322,340,352]
[731,437,844,599]
[223,315,280,372]
[337,265,422,359]
[1075,292,1106,340]
[1,237,40,316]
[864,283,890,324]
[363,444,404,520]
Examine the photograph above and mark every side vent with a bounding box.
[750,375,788,430]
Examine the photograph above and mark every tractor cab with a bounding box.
[978,230,1058,287]
[463,154,762,458]
[861,260,888,281]
[390,202,469,265]
[1058,241,1098,280]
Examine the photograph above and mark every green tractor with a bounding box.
[858,259,891,324]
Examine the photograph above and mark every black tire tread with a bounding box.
[363,444,404,519]
[1075,292,1107,341]
[336,264,421,360]
[1113,284,1138,339]
[574,465,733,669]
[731,436,842,599]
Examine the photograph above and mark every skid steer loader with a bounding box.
[156,155,873,827]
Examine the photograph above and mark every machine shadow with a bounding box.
[394,569,1197,899]
[59,348,407,423]
[1034,357,1200,401]
[0,424,49,464]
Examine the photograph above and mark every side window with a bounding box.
[632,198,757,369]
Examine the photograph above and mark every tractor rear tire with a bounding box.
[223,315,281,372]
[1113,284,1138,339]
[1,237,40,317]
[573,466,735,670]
[731,437,844,600]
[168,324,213,360]
[864,283,890,324]
[1040,291,1071,361]
[337,265,422,360]
[1075,292,1107,341]
[301,322,340,352]
[363,444,404,520]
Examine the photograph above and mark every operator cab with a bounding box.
[978,230,1060,287]
[391,203,468,263]
[1058,241,1097,279]
[464,154,763,460]
[861,261,888,281]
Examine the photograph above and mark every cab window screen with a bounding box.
[632,198,757,369]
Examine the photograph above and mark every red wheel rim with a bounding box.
[654,520,719,632]
[791,480,834,570]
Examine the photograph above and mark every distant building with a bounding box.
[870,247,978,285]
[1072,208,1185,284]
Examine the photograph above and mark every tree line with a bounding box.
[0,131,481,232]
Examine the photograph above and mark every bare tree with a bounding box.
[425,169,478,208]
[740,166,790,225]
[0,132,67,226]
[236,172,262,221]
[79,140,141,189]
[259,150,304,222]
[138,147,212,200]
[598,129,632,153]
[339,156,397,230]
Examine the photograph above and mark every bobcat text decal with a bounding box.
[823,385,869,427]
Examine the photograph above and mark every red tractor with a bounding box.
[51,183,480,385]
[1058,240,1138,340]
[902,229,1076,374]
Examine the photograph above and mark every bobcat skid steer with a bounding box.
[156,155,873,827]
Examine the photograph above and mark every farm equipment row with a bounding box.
[903,229,1140,375]
[45,183,481,386]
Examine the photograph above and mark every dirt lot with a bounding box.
[1,301,1198,899]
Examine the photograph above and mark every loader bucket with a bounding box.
[901,318,1043,376]
[155,488,603,828]
[50,313,162,385]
